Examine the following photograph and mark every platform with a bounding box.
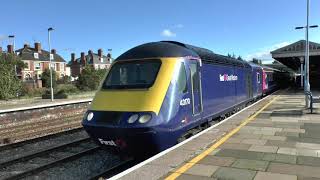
[112,89,320,180]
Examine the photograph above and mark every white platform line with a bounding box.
[109,93,276,180]
[0,98,92,114]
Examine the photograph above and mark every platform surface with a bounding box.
[115,89,320,180]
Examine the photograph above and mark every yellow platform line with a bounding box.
[165,95,279,180]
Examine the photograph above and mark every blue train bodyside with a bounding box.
[82,41,276,156]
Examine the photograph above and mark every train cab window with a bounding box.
[190,63,200,91]
[177,63,188,93]
[102,60,161,89]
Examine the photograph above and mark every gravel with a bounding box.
[24,149,121,180]
[0,130,88,163]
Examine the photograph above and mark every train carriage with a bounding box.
[82,41,272,155]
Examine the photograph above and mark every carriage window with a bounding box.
[177,63,188,93]
[257,73,261,83]
[269,74,273,81]
[103,59,161,89]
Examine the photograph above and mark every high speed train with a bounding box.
[82,41,278,155]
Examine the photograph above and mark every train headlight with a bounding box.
[87,112,94,121]
[128,114,139,124]
[138,114,152,124]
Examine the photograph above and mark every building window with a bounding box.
[34,53,39,59]
[60,63,64,71]
[25,61,30,70]
[49,63,56,70]
[35,62,41,70]
[56,63,60,71]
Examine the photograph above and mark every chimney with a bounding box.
[34,42,41,53]
[71,53,76,62]
[51,49,56,54]
[80,52,86,65]
[7,45,13,53]
[24,44,29,49]
[88,50,93,63]
[98,49,103,57]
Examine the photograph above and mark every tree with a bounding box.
[0,54,26,100]
[42,68,57,88]
[76,66,106,91]
[237,56,243,61]
[252,58,262,65]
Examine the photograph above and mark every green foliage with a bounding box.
[21,85,46,97]
[76,66,107,91]
[252,58,262,65]
[57,75,71,84]
[57,84,79,94]
[0,54,25,100]
[42,68,57,88]
[237,56,243,61]
[42,89,68,99]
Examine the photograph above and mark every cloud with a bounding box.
[161,29,176,37]
[245,42,291,61]
[174,24,184,28]
[0,35,8,41]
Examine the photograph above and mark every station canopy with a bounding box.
[271,40,320,88]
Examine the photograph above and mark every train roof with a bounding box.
[248,62,263,69]
[261,65,280,72]
[116,41,251,68]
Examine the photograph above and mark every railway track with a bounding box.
[0,127,138,180]
[1,138,98,180]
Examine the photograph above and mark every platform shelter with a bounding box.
[271,40,320,89]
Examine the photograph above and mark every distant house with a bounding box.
[15,42,67,81]
[1,43,67,88]
[70,49,111,78]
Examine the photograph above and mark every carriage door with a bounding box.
[246,72,253,98]
[189,61,203,116]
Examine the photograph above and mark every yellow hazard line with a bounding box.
[165,95,279,180]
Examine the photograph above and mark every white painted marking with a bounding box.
[0,98,92,114]
[109,92,278,180]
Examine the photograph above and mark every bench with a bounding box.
[305,91,320,113]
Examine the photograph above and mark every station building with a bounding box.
[271,40,320,89]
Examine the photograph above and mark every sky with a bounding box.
[1,0,320,63]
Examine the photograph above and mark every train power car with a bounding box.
[82,41,273,155]
[262,66,278,95]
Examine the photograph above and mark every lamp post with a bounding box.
[295,0,318,107]
[8,35,17,76]
[48,27,54,101]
